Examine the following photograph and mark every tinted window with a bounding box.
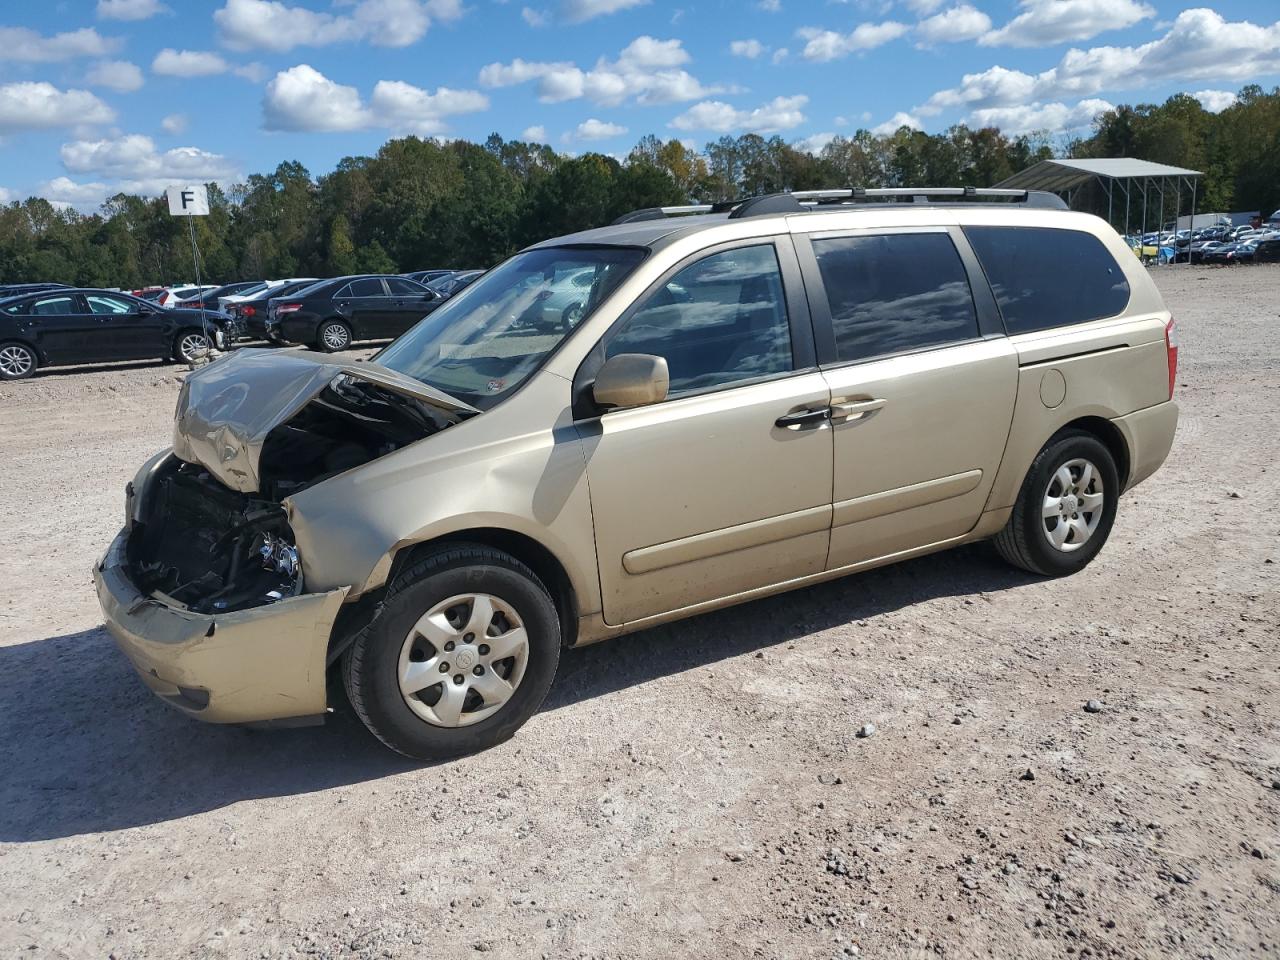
[344,278,384,297]
[606,244,792,396]
[86,294,134,314]
[965,226,1130,334]
[386,277,424,296]
[813,232,978,362]
[30,295,78,316]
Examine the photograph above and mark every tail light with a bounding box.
[1164,318,1179,399]
[239,305,255,317]
[276,303,302,314]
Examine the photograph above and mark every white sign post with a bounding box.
[166,184,209,217]
[166,184,213,359]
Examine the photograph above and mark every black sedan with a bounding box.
[427,270,482,299]
[0,288,228,380]
[267,274,440,351]
[231,279,322,340]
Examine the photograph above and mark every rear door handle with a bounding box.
[830,398,887,421]
[775,407,831,429]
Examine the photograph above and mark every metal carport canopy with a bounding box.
[995,158,1202,192]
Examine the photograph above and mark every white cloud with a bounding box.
[0,82,115,133]
[573,118,628,139]
[40,176,109,209]
[521,6,548,26]
[1194,89,1236,113]
[262,64,487,134]
[871,111,922,135]
[903,0,944,13]
[758,0,781,10]
[794,131,836,154]
[921,10,1280,118]
[151,48,264,80]
[982,0,1154,47]
[59,134,240,196]
[969,97,1113,133]
[670,94,808,133]
[916,5,992,44]
[86,60,144,92]
[798,21,909,61]
[771,47,789,63]
[153,49,229,77]
[522,124,547,141]
[0,187,13,204]
[0,27,120,63]
[479,36,726,107]
[161,113,188,134]
[97,0,169,19]
[561,0,649,23]
[730,39,766,58]
[214,0,462,51]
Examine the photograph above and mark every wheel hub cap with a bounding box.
[397,593,529,728]
[1040,457,1105,553]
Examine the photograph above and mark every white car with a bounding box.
[218,278,318,314]
[158,284,217,307]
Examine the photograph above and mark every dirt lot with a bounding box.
[1,266,1277,960]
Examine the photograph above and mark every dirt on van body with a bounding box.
[0,266,1277,960]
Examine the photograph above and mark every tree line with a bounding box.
[1,84,1275,288]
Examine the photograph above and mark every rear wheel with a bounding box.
[315,319,352,352]
[993,430,1119,577]
[342,543,561,759]
[0,342,37,380]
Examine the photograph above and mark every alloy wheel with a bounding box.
[178,333,211,363]
[0,345,35,378]
[322,323,350,351]
[1041,457,1105,552]
[397,593,530,728]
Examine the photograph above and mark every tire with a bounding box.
[560,302,584,332]
[993,430,1120,577]
[342,543,561,760]
[0,341,38,380]
[315,319,352,353]
[173,330,212,365]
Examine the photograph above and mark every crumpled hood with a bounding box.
[173,348,477,494]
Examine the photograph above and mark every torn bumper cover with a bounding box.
[95,532,348,724]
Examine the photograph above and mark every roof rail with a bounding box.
[610,186,1066,225]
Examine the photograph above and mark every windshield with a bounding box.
[377,246,644,409]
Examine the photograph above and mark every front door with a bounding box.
[83,293,168,360]
[382,277,434,339]
[339,277,391,340]
[578,239,834,626]
[798,228,1018,569]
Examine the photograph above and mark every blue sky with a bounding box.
[0,0,1276,209]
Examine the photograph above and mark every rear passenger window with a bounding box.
[606,244,793,396]
[964,226,1130,334]
[812,232,979,362]
[346,278,385,297]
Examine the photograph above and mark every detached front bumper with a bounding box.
[95,531,349,724]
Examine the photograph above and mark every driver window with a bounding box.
[86,295,133,315]
[605,244,793,397]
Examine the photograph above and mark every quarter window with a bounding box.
[30,295,78,316]
[812,232,979,362]
[964,226,1130,334]
[606,244,793,396]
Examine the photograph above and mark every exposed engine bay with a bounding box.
[129,351,476,613]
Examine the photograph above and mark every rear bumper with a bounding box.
[94,531,348,724]
[1114,400,1178,492]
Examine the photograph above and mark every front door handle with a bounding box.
[775,407,830,429]
[830,398,887,421]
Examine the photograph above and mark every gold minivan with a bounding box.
[95,188,1180,758]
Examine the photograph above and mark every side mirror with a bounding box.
[592,353,669,410]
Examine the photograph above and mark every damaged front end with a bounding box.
[126,348,476,614]
[97,348,477,723]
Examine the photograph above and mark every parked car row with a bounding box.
[0,268,485,380]
[1126,226,1280,265]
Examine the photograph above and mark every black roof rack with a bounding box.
[610,186,1067,224]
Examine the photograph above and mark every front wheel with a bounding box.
[993,430,1119,576]
[315,319,352,352]
[342,543,561,759]
[0,342,38,380]
[174,331,212,365]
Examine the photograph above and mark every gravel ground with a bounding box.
[1,266,1277,960]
